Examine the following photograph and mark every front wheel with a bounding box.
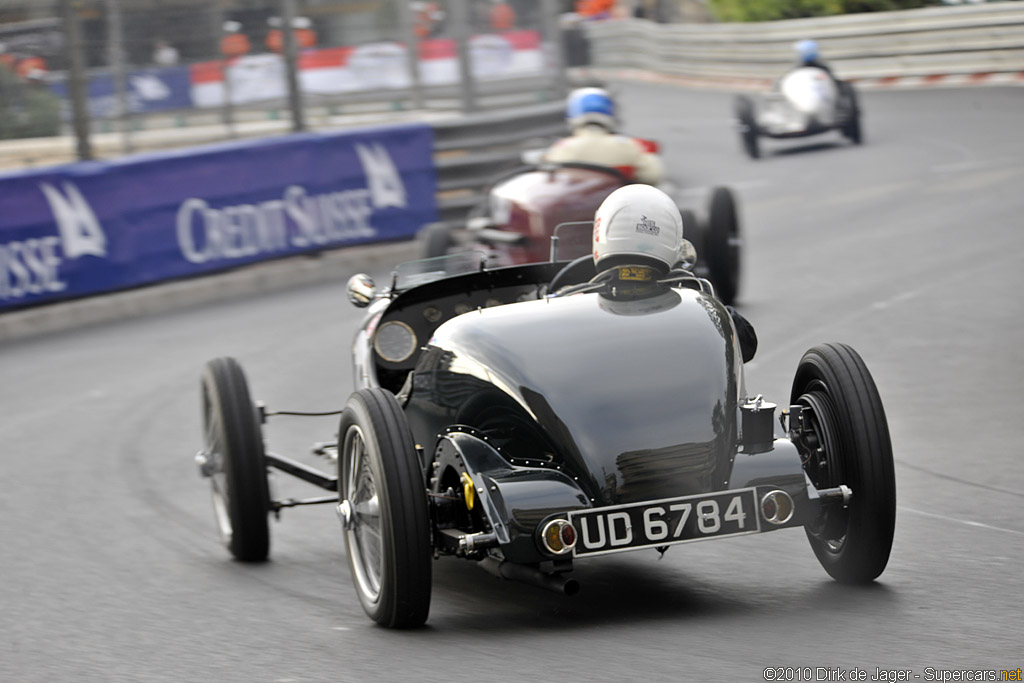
[704,187,742,306]
[338,388,432,628]
[791,343,895,584]
[200,357,271,562]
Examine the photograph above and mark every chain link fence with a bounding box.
[0,0,570,162]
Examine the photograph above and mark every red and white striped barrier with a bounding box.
[191,30,546,108]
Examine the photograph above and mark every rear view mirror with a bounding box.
[678,239,697,271]
[346,273,376,307]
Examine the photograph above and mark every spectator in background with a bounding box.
[576,0,616,21]
[490,2,516,31]
[153,38,179,66]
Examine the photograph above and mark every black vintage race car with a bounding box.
[196,238,895,629]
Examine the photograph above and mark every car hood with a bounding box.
[406,287,744,506]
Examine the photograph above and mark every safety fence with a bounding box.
[580,2,1024,85]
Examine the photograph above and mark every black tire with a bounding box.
[790,343,895,584]
[338,388,432,628]
[419,222,452,259]
[837,81,863,145]
[201,357,270,562]
[704,187,742,306]
[735,95,760,159]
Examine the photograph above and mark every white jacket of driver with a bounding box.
[544,124,665,186]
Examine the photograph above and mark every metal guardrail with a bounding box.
[431,100,566,226]
[583,2,1024,82]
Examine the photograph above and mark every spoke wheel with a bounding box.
[338,388,432,628]
[201,357,270,562]
[791,343,895,583]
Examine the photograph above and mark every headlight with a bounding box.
[374,321,417,363]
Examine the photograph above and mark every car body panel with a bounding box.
[405,287,745,509]
[485,167,622,264]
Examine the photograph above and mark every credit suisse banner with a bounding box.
[49,66,194,118]
[0,124,437,311]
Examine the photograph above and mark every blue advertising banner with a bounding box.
[0,124,437,311]
[49,66,194,117]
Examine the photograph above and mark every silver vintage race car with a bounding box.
[735,67,863,159]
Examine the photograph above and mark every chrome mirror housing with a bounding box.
[346,273,376,307]
[678,239,697,271]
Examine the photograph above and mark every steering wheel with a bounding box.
[548,255,597,293]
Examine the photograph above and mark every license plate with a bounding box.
[569,488,761,557]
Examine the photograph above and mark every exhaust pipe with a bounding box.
[478,557,580,596]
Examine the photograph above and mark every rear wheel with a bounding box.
[704,187,742,305]
[735,95,760,159]
[200,357,270,562]
[338,388,432,628]
[791,343,895,584]
[838,82,863,145]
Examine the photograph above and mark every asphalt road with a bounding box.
[2,82,1022,683]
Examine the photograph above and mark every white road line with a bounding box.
[899,506,1024,537]
[930,157,1024,173]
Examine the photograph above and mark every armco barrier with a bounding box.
[430,101,567,226]
[0,123,437,312]
[582,2,1024,86]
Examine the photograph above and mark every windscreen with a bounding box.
[552,221,594,261]
[392,251,487,292]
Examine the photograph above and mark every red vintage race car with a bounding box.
[418,161,743,305]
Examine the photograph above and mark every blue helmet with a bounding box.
[795,39,820,65]
[566,87,616,129]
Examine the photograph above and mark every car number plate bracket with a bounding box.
[568,488,761,557]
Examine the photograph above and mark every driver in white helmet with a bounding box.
[586,185,758,361]
[544,87,665,186]
[592,184,681,280]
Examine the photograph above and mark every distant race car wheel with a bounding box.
[837,82,863,145]
[704,187,742,306]
[791,343,895,584]
[735,95,760,159]
[419,222,453,259]
[200,357,270,562]
[338,388,432,628]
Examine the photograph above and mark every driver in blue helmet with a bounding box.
[792,39,838,82]
[544,87,665,186]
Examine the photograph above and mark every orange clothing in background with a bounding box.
[577,0,615,18]
[490,2,516,31]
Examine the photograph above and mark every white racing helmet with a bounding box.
[593,185,683,275]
